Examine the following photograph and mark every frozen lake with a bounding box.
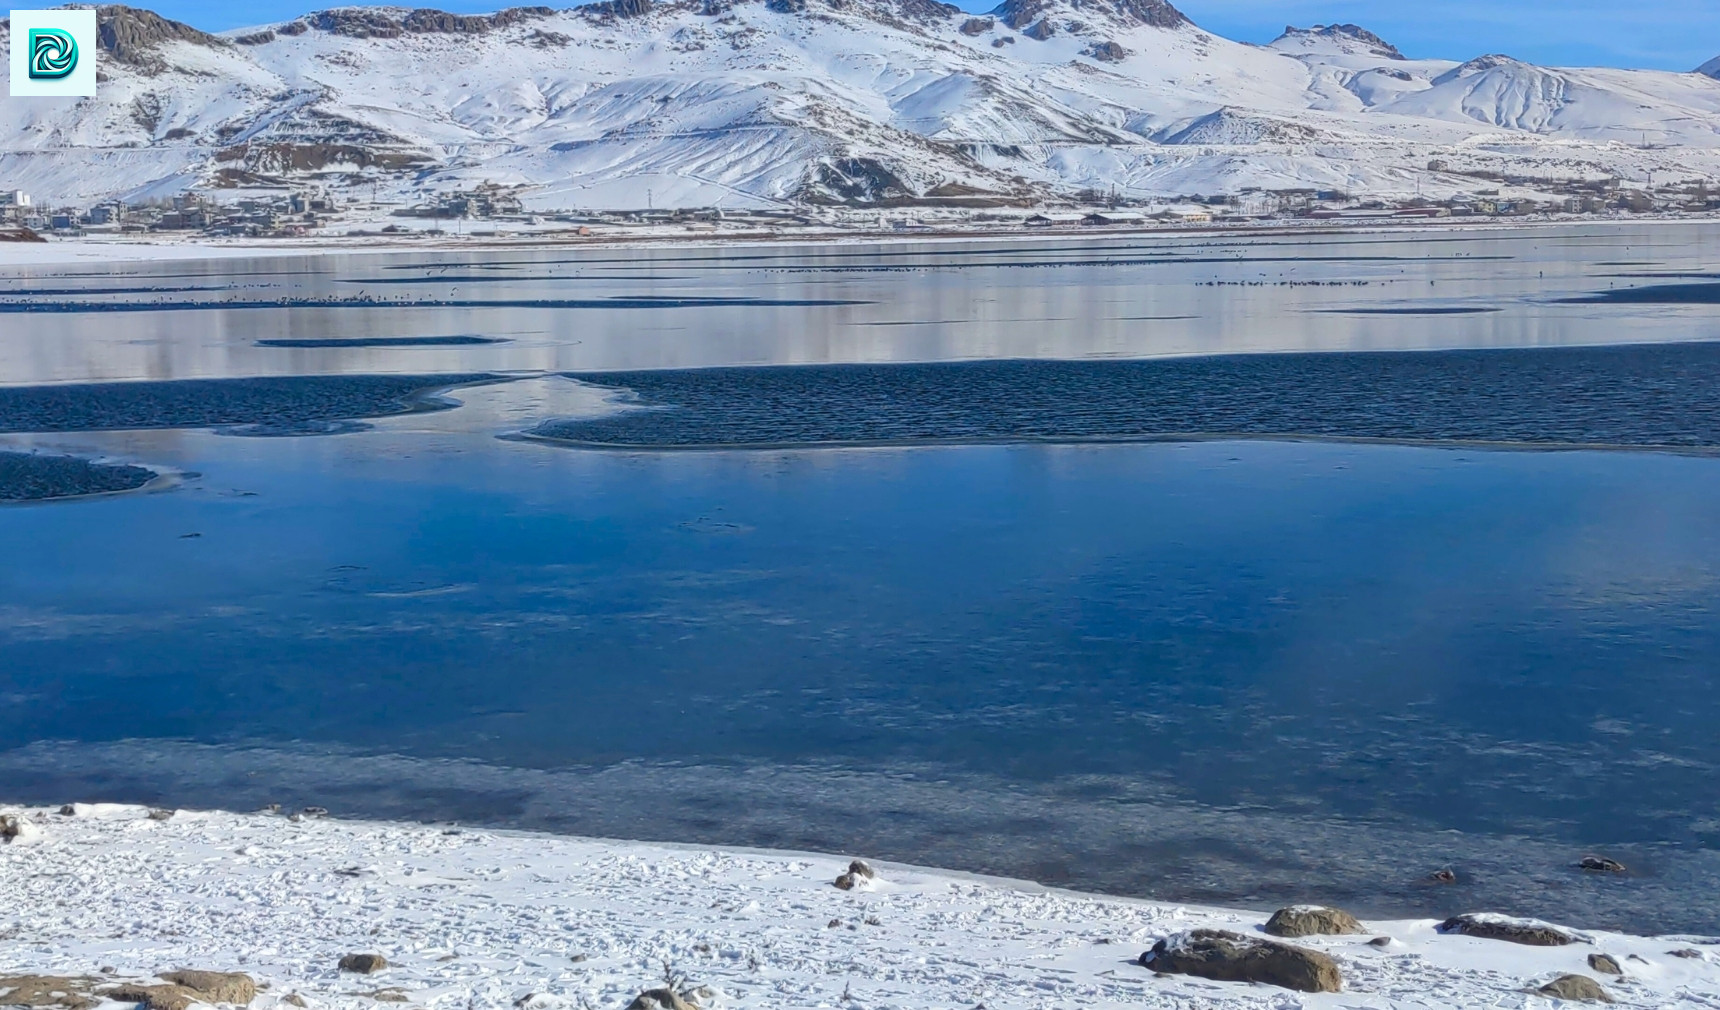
[2,223,1718,934]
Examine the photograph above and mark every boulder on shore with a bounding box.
[1438,913,1578,946]
[1139,929,1342,993]
[1538,974,1614,1002]
[1263,905,1364,937]
[1587,953,1623,976]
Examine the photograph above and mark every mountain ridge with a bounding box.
[3,3,1719,210]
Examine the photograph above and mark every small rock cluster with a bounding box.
[832,859,876,891]
[1134,904,1643,1000]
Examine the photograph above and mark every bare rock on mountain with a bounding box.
[1263,906,1364,938]
[310,6,553,38]
[1022,18,1053,40]
[1275,23,1403,59]
[580,0,654,17]
[1158,108,1319,145]
[992,0,1049,30]
[805,157,910,203]
[1085,40,1127,61]
[1435,53,1526,84]
[96,5,226,68]
[1140,929,1342,993]
[991,0,1184,31]
[959,16,993,34]
[308,9,403,37]
[1113,0,1187,28]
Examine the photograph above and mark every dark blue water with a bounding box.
[543,344,1720,449]
[4,229,1720,935]
[2,417,1718,931]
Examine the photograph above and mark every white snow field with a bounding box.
[3,3,1720,209]
[2,804,1718,1009]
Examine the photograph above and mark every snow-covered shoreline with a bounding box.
[2,803,1716,1009]
[3,215,1718,269]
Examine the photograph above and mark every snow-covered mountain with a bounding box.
[3,2,1720,209]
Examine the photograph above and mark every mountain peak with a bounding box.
[96,4,227,65]
[989,0,1188,34]
[1699,56,1720,79]
[1272,22,1403,60]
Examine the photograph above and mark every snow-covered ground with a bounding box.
[2,803,1717,1009]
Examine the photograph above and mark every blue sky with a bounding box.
[157,0,1720,71]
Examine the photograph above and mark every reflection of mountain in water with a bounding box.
[0,224,1714,387]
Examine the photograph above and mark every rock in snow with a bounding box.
[158,971,256,1005]
[1139,929,1343,992]
[0,815,26,843]
[1263,904,1365,937]
[1439,913,1582,947]
[0,976,102,1010]
[102,983,200,1010]
[1537,973,1615,1002]
[336,955,388,975]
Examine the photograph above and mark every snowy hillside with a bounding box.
[4,2,1720,209]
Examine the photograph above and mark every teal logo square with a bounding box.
[27,27,78,80]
